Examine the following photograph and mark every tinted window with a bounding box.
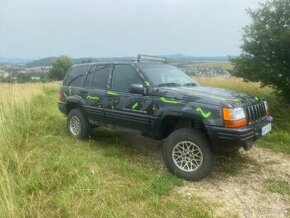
[64,65,90,86]
[84,65,97,87]
[69,75,83,87]
[138,64,197,86]
[90,65,110,89]
[112,65,142,92]
[84,71,94,87]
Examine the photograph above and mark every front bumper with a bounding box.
[206,116,273,152]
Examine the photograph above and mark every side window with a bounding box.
[66,65,89,87]
[84,65,97,87]
[112,65,142,92]
[84,72,93,87]
[69,75,83,87]
[90,65,110,89]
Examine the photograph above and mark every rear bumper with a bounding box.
[58,101,67,114]
[206,116,273,152]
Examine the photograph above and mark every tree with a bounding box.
[48,56,73,80]
[231,0,290,101]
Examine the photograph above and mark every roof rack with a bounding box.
[137,54,167,63]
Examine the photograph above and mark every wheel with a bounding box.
[163,128,216,181]
[67,108,91,139]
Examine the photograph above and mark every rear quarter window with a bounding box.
[63,65,90,87]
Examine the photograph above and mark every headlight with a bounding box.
[222,107,247,128]
[263,101,269,115]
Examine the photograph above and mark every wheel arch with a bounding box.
[158,113,206,139]
[66,97,86,115]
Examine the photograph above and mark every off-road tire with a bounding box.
[163,128,216,181]
[67,108,91,139]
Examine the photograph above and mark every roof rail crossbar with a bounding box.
[137,54,167,63]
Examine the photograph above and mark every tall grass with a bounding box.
[0,83,55,217]
[0,83,210,217]
[0,78,288,216]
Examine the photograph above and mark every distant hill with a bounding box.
[25,57,134,67]
[0,57,34,64]
[25,57,57,67]
[165,54,229,61]
[25,55,230,67]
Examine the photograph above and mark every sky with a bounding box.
[0,0,264,59]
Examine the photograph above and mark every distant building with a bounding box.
[30,77,40,80]
[0,70,9,79]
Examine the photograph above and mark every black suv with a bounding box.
[58,55,273,181]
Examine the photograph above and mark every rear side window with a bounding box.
[85,65,110,89]
[63,65,90,87]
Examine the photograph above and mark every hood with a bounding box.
[154,85,262,107]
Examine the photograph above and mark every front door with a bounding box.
[105,64,149,132]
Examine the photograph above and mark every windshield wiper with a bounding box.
[183,82,198,87]
[157,82,181,87]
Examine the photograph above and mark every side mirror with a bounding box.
[129,83,145,94]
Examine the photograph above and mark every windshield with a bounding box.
[138,64,198,87]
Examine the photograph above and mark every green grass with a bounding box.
[171,61,233,71]
[265,179,290,196]
[0,85,211,217]
[1,76,290,216]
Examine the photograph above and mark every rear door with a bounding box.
[83,64,111,123]
[105,64,149,132]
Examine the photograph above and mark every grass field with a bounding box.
[0,78,289,217]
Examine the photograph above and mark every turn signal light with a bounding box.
[223,107,247,128]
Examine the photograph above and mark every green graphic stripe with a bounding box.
[196,107,211,118]
[86,96,100,100]
[145,81,151,87]
[255,96,259,101]
[131,102,139,110]
[63,92,68,98]
[107,91,118,96]
[160,97,182,104]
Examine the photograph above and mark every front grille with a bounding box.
[244,102,266,123]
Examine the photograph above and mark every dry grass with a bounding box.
[195,76,273,97]
[0,83,58,217]
[0,78,289,217]
[0,83,209,217]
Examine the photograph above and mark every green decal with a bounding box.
[69,86,72,95]
[145,81,151,87]
[255,96,259,101]
[107,91,118,96]
[86,96,100,101]
[196,107,211,118]
[160,97,182,104]
[63,92,67,98]
[131,102,139,110]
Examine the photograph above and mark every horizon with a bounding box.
[0,54,232,65]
